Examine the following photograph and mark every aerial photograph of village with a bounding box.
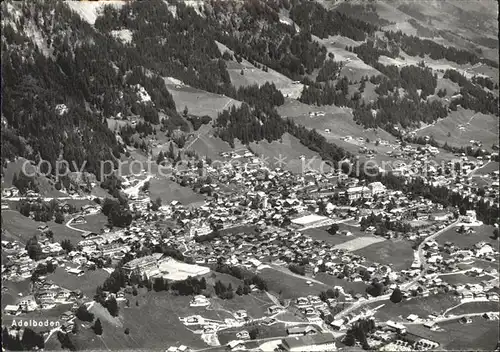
[1,0,499,351]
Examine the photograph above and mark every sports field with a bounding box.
[406,319,499,351]
[149,177,205,206]
[164,78,241,119]
[415,107,499,152]
[435,224,498,249]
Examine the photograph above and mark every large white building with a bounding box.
[368,181,386,195]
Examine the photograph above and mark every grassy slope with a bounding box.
[248,133,325,173]
[149,176,205,206]
[258,268,330,299]
[164,77,241,119]
[436,224,498,249]
[353,239,415,271]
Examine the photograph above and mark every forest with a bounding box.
[289,1,378,41]
[1,0,330,176]
[443,69,499,116]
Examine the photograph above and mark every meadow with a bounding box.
[406,319,499,351]
[353,238,414,271]
[1,210,81,244]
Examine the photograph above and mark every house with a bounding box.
[67,268,84,276]
[2,187,19,198]
[368,182,386,195]
[72,216,86,225]
[287,325,317,336]
[386,320,406,334]
[236,331,250,340]
[330,319,345,330]
[429,212,451,221]
[81,204,99,214]
[122,255,158,275]
[268,305,285,314]
[81,231,98,239]
[189,295,210,307]
[476,244,494,257]
[487,292,499,302]
[38,224,49,233]
[279,332,336,352]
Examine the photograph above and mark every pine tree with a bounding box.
[93,319,103,335]
[390,287,403,303]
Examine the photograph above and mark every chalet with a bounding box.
[287,325,317,336]
[72,216,86,224]
[227,340,245,351]
[122,254,158,275]
[19,295,38,312]
[2,187,19,198]
[67,268,84,276]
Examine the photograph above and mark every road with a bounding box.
[6,195,92,202]
[402,311,499,325]
[336,221,459,319]
[65,217,88,234]
[402,220,459,291]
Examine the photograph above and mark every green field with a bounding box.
[474,161,499,175]
[415,107,499,152]
[210,292,274,320]
[187,125,236,161]
[353,238,414,271]
[258,268,330,299]
[69,213,108,233]
[149,177,205,206]
[436,224,498,249]
[447,301,499,316]
[406,319,499,351]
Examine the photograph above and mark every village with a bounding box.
[1,144,499,351]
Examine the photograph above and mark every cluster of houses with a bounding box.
[1,142,498,351]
